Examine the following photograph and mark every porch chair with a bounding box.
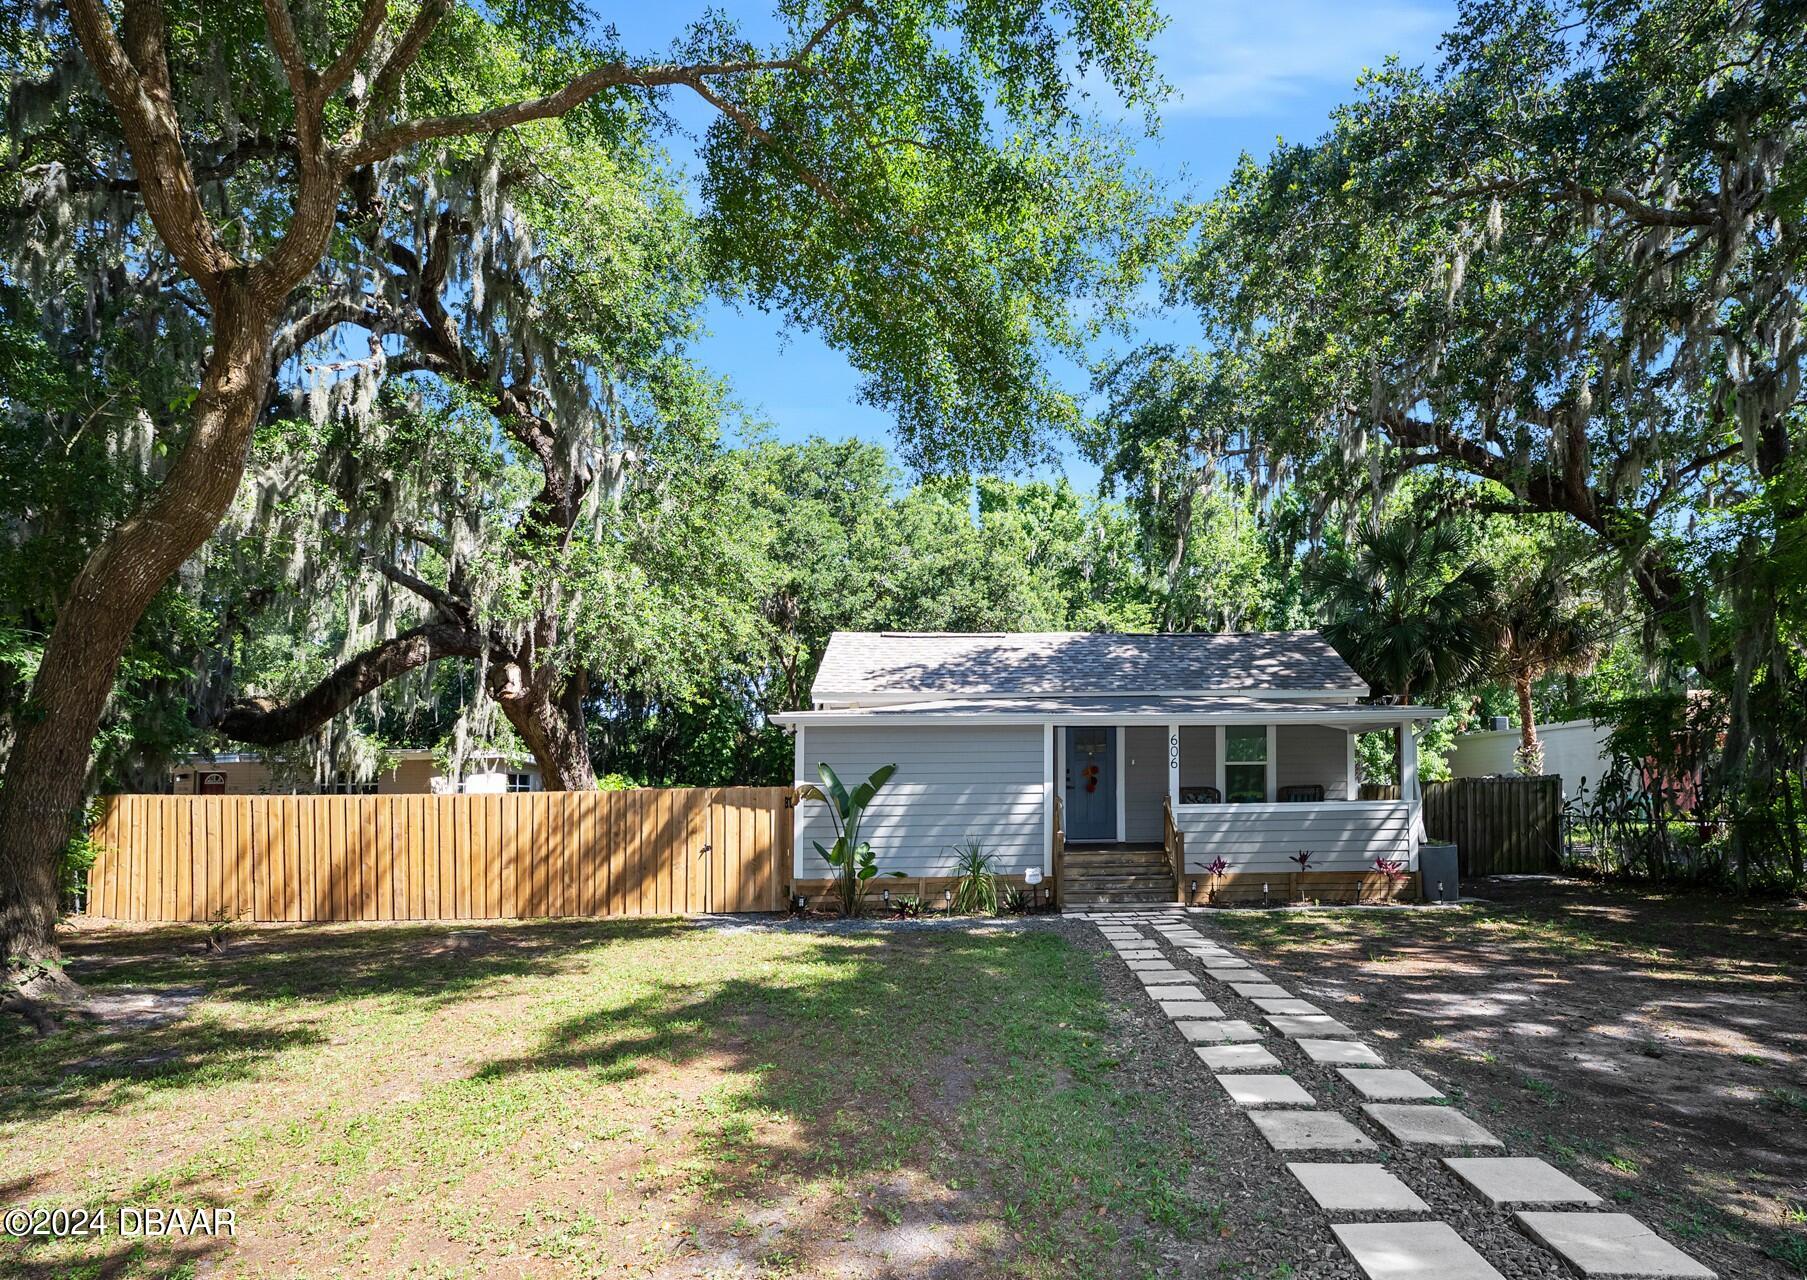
[1178,786,1221,804]
[1278,784,1325,803]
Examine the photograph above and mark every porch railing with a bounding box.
[1162,794,1186,904]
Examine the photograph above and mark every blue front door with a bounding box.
[1065,726,1118,841]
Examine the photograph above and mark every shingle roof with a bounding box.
[811,632,1365,700]
[776,695,1437,726]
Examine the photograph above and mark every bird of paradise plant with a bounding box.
[797,762,902,916]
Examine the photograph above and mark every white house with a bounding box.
[774,631,1441,906]
[1447,718,1614,799]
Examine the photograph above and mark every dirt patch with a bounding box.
[1216,879,1807,1278]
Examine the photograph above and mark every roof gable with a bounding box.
[811,631,1364,701]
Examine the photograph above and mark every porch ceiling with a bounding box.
[774,695,1444,728]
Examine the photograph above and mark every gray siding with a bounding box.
[1123,726,1166,843]
[1276,724,1351,800]
[1179,725,1216,788]
[797,724,1045,878]
[1176,802,1410,872]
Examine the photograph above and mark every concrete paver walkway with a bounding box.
[1076,907,1718,1280]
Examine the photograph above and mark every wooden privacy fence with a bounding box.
[85,788,793,923]
[1422,775,1562,875]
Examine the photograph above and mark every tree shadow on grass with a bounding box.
[465,926,1213,1278]
[0,1166,239,1280]
[2,918,691,1127]
[1213,882,1807,1280]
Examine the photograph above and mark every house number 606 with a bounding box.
[1168,734,1179,768]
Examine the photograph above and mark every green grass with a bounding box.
[1,920,1217,1279]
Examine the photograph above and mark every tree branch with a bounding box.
[344,57,806,167]
[64,0,239,290]
[1432,174,1719,228]
[372,557,469,624]
[321,0,390,98]
[212,623,481,746]
[260,0,315,101]
[364,0,449,124]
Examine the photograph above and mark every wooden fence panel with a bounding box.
[1422,775,1562,875]
[85,788,793,922]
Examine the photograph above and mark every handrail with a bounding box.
[1051,793,1064,908]
[1162,795,1186,904]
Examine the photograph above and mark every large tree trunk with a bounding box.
[489,661,596,790]
[0,289,275,961]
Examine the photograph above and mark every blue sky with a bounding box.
[614,1,1457,492]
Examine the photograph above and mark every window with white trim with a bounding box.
[506,772,534,793]
[325,773,378,795]
[1223,725,1267,803]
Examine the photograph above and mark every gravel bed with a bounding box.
[1123,913,1577,1279]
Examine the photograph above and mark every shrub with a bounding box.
[949,840,998,914]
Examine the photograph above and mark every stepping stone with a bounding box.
[1230,982,1292,999]
[1268,1013,1358,1038]
[1299,1039,1386,1066]
[1144,984,1207,1001]
[1250,1110,1375,1152]
[1135,969,1191,985]
[1254,997,1324,1016]
[1332,1222,1505,1280]
[1175,1019,1263,1043]
[1362,1104,1503,1149]
[1115,949,1163,960]
[1514,1212,1715,1278]
[1195,1043,1282,1070]
[1444,1157,1602,1208]
[1288,1163,1429,1212]
[1206,967,1263,980]
[1339,1068,1445,1101]
[1127,959,1184,971]
[1158,1000,1225,1018]
[1215,1073,1315,1107]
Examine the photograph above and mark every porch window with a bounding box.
[1224,726,1268,803]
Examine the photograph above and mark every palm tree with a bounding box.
[1308,515,1497,705]
[1488,569,1609,772]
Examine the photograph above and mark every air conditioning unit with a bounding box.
[1489,716,1511,732]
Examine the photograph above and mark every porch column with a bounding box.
[1167,721,1180,810]
[1042,722,1055,873]
[1400,718,1423,865]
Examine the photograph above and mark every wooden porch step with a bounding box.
[1062,888,1176,905]
[1061,872,1175,890]
[1063,851,1168,868]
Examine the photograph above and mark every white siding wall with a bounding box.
[797,724,1046,878]
[1123,726,1167,843]
[1448,720,1612,798]
[1176,801,1410,873]
[1276,724,1351,800]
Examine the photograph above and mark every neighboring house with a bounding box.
[1447,719,1613,800]
[170,750,543,796]
[774,631,1442,905]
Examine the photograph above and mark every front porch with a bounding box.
[1048,706,1438,906]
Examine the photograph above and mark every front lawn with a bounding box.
[2,918,1216,1279]
[1214,879,1807,1279]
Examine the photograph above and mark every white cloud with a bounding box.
[1155,0,1449,118]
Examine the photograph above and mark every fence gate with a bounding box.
[1421,775,1562,875]
[85,787,794,923]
